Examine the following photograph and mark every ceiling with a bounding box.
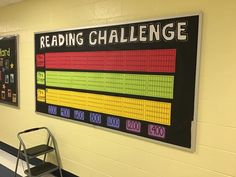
[0,0,23,7]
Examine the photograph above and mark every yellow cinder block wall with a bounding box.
[1,0,236,177]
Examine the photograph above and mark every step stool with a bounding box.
[14,127,63,177]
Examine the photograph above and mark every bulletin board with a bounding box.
[35,14,201,150]
[0,35,18,106]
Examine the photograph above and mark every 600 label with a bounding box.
[126,120,141,133]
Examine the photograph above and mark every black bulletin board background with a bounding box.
[0,35,18,107]
[35,14,201,150]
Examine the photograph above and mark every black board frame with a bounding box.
[0,35,19,107]
[34,13,202,151]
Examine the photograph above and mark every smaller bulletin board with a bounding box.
[0,35,18,106]
[35,14,201,150]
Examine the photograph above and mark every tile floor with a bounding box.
[0,149,55,177]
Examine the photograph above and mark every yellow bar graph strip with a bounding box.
[46,88,171,125]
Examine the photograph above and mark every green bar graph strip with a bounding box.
[46,71,174,99]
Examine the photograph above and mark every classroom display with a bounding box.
[0,35,18,106]
[35,14,201,149]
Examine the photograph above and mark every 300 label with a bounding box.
[74,110,85,120]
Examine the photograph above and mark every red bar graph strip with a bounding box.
[45,49,176,73]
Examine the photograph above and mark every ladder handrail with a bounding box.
[18,127,47,135]
[17,127,45,151]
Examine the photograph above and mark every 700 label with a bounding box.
[148,124,165,139]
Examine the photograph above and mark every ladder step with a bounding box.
[22,144,54,158]
[24,162,58,177]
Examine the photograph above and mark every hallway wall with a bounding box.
[1,0,236,177]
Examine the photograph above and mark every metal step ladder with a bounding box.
[14,127,63,177]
